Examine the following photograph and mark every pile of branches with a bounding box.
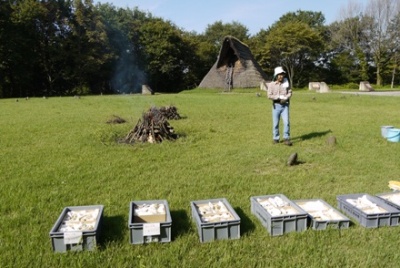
[123,107,178,144]
[159,105,181,120]
[106,115,126,124]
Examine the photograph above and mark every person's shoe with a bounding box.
[273,139,279,144]
[283,139,292,146]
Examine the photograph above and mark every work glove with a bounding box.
[280,99,287,104]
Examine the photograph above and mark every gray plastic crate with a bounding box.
[128,200,172,244]
[49,205,104,253]
[190,198,240,243]
[250,194,308,236]
[337,193,400,228]
[376,192,400,210]
[293,199,350,230]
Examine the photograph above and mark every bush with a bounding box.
[72,84,91,95]
[329,83,359,90]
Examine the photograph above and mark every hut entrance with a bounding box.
[221,42,238,91]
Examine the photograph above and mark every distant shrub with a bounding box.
[342,83,359,89]
[73,84,91,95]
[329,83,359,90]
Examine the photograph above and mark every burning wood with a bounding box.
[123,107,178,144]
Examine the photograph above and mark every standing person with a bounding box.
[267,66,292,146]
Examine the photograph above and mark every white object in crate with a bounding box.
[296,200,347,221]
[49,205,104,252]
[378,192,400,206]
[134,203,166,217]
[294,199,350,230]
[250,194,308,236]
[191,198,240,242]
[256,196,300,216]
[337,193,400,228]
[58,209,100,232]
[376,192,400,209]
[345,195,387,214]
[128,200,172,244]
[196,201,235,223]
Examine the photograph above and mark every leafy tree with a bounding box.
[0,1,16,97]
[68,0,113,94]
[275,10,326,29]
[251,11,326,87]
[203,20,249,47]
[364,0,400,86]
[263,21,324,87]
[247,29,269,75]
[138,18,193,92]
[4,1,399,98]
[329,0,400,86]
[6,0,48,97]
[387,10,400,88]
[33,0,74,96]
[330,51,361,83]
[96,4,148,93]
[98,5,201,93]
[179,32,212,88]
[201,20,250,62]
[328,16,371,83]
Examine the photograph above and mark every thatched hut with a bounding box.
[198,36,269,90]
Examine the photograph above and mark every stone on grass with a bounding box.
[327,136,336,146]
[287,153,298,166]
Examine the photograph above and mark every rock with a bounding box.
[287,153,298,166]
[327,136,336,146]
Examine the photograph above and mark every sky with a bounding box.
[95,0,365,35]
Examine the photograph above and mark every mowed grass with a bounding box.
[1,89,400,267]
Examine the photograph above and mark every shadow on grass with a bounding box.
[292,129,332,142]
[175,115,188,120]
[176,132,187,138]
[288,160,306,166]
[100,215,125,247]
[234,207,256,236]
[171,209,191,241]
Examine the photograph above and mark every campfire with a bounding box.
[123,106,180,144]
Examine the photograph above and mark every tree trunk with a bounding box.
[376,64,382,86]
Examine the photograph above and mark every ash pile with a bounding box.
[123,106,181,144]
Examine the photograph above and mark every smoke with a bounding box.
[111,48,147,94]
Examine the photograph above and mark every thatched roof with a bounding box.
[198,36,269,89]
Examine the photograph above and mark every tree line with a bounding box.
[0,0,399,98]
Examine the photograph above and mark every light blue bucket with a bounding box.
[386,128,400,142]
[381,126,394,138]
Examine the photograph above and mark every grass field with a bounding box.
[1,89,400,267]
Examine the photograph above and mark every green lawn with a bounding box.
[1,89,400,267]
